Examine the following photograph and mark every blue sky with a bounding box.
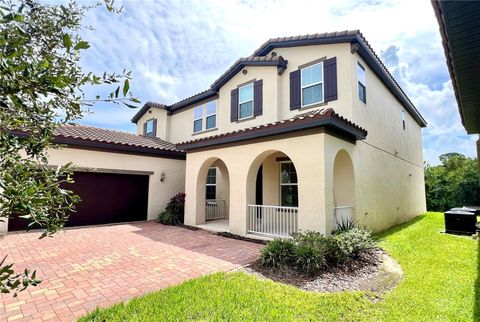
[77,0,478,165]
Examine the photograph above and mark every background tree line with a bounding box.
[425,152,479,211]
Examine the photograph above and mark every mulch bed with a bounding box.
[241,248,402,293]
[216,232,268,245]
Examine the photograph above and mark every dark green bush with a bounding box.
[158,192,186,225]
[294,243,326,275]
[326,228,375,264]
[259,238,295,268]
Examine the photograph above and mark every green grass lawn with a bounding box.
[80,213,479,321]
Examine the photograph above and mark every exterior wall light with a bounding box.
[160,172,166,182]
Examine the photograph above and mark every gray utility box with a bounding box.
[444,210,477,235]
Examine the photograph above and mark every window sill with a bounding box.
[192,127,218,136]
[236,116,256,123]
[299,101,327,111]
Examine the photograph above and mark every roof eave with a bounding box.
[177,118,366,151]
[54,136,186,159]
[131,102,167,124]
[210,59,288,91]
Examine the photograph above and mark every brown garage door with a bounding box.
[8,171,149,231]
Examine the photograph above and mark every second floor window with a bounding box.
[301,62,324,107]
[193,106,203,133]
[206,101,217,129]
[238,83,254,119]
[193,100,217,133]
[357,63,366,104]
[145,119,155,137]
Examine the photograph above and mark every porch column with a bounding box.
[184,154,204,226]
[227,162,248,236]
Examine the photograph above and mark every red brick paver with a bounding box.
[0,222,261,321]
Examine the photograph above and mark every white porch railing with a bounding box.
[206,199,225,220]
[333,206,354,228]
[247,204,298,238]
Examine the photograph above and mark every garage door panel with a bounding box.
[8,171,149,231]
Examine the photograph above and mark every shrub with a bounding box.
[292,231,327,249]
[158,192,186,225]
[294,243,326,275]
[331,217,358,235]
[259,238,295,269]
[326,228,375,264]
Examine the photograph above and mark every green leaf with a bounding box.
[122,102,137,109]
[73,41,90,51]
[62,34,72,52]
[122,79,129,96]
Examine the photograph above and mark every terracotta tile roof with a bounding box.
[131,101,167,123]
[210,55,288,91]
[176,108,367,150]
[55,124,180,152]
[252,30,360,55]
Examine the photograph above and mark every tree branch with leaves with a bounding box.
[0,0,139,296]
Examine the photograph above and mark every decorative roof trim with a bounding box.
[176,108,367,151]
[210,56,288,91]
[168,90,218,114]
[54,136,186,159]
[131,101,166,123]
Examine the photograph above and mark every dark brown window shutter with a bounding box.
[253,80,263,116]
[143,122,147,136]
[152,118,157,137]
[324,57,338,102]
[231,88,239,122]
[290,70,301,110]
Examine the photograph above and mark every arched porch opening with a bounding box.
[195,157,230,229]
[245,150,299,237]
[333,149,356,228]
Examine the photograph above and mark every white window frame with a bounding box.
[205,101,217,130]
[301,62,324,108]
[193,106,203,133]
[145,118,154,136]
[238,83,254,120]
[279,161,298,207]
[206,167,216,200]
[193,101,218,133]
[357,62,366,104]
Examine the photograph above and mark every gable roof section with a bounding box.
[131,101,166,123]
[176,108,367,151]
[210,56,288,91]
[432,0,480,134]
[54,124,185,159]
[133,30,426,128]
[252,30,427,127]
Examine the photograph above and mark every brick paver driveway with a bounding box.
[0,222,261,321]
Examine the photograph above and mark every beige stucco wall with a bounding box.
[136,107,170,141]
[184,127,425,236]
[46,147,186,221]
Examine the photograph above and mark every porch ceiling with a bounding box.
[176,108,367,151]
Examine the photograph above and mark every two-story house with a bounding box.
[3,30,427,238]
[132,30,427,237]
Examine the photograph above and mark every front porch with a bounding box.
[183,129,357,239]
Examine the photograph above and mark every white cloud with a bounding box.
[75,0,477,164]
